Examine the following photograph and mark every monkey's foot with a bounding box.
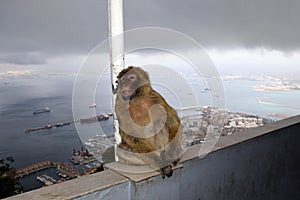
[172,158,180,166]
[160,165,173,179]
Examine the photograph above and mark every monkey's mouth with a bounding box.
[122,90,133,97]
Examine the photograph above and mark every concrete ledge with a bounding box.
[105,161,183,182]
[5,170,128,200]
[5,115,300,200]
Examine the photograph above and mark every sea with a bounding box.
[0,67,299,191]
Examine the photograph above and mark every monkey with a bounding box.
[115,66,182,178]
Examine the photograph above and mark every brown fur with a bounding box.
[115,66,182,178]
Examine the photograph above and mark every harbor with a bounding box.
[17,105,277,192]
[15,160,79,179]
[16,156,104,189]
[36,174,57,186]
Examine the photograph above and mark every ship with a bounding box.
[80,115,109,123]
[54,122,71,127]
[104,112,113,116]
[201,88,211,93]
[43,124,53,129]
[89,103,97,108]
[24,123,52,133]
[33,107,50,114]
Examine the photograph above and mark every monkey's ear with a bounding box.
[135,67,150,81]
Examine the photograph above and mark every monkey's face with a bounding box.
[119,72,138,100]
[117,67,150,101]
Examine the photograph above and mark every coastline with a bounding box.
[266,113,292,119]
[256,97,300,109]
[252,85,290,91]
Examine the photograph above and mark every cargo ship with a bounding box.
[80,115,109,123]
[54,122,71,127]
[104,112,113,116]
[24,123,52,133]
[33,107,50,114]
[89,103,97,108]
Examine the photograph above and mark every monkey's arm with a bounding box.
[151,91,183,162]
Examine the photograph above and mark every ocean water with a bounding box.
[0,71,115,191]
[223,79,300,117]
[0,69,299,191]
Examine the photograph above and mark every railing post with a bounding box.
[108,0,124,161]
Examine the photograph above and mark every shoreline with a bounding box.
[256,97,300,109]
[266,113,292,119]
[252,85,290,91]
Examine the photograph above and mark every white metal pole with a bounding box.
[108,0,124,161]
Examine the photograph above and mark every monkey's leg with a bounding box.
[131,146,174,179]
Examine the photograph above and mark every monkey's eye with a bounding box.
[120,74,136,82]
[128,74,136,80]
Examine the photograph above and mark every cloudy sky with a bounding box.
[0,0,299,75]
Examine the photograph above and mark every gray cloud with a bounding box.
[0,52,47,65]
[125,0,300,51]
[0,0,108,58]
[0,0,299,65]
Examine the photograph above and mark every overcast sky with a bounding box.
[0,0,299,74]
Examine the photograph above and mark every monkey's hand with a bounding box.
[118,142,131,151]
[160,165,173,179]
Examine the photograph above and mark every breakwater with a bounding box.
[256,97,300,109]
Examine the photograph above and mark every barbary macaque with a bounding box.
[115,66,182,178]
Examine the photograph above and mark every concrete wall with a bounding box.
[180,121,300,200]
[6,115,300,200]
